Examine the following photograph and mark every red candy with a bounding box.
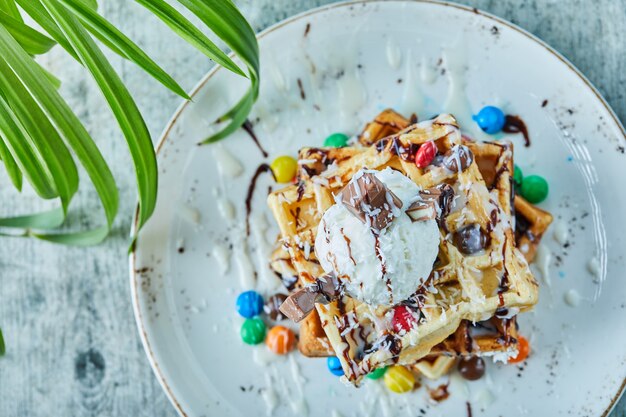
[414,141,437,168]
[392,306,417,333]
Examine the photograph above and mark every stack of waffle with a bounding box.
[267,110,552,385]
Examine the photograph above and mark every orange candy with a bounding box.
[266,326,296,355]
[509,336,530,363]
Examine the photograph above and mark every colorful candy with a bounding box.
[240,318,266,345]
[520,175,548,203]
[366,366,387,380]
[513,164,523,189]
[414,140,437,168]
[266,325,296,354]
[473,106,506,134]
[324,133,349,148]
[508,336,530,363]
[270,156,298,183]
[327,356,344,376]
[392,305,417,333]
[383,366,415,393]
[236,290,264,319]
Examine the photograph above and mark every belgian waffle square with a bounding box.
[267,114,538,384]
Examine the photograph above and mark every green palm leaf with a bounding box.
[0,134,22,190]
[175,0,260,144]
[0,17,118,244]
[0,0,260,245]
[40,0,157,236]
[0,51,79,210]
[0,0,21,21]
[0,10,56,55]
[57,0,190,99]
[135,0,246,78]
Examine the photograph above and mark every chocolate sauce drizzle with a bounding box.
[372,231,392,304]
[340,228,356,265]
[242,119,268,158]
[245,163,273,235]
[375,136,419,162]
[503,115,530,147]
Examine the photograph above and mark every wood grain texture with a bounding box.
[0,0,624,416]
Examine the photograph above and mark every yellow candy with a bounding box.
[270,156,297,183]
[383,366,415,393]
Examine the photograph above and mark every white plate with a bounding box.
[130,1,626,416]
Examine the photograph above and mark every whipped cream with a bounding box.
[315,168,440,306]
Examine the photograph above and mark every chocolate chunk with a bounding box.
[264,294,288,321]
[418,184,455,224]
[443,145,474,172]
[406,200,436,222]
[339,172,402,231]
[279,274,341,322]
[279,288,319,322]
[458,356,485,380]
[453,223,490,254]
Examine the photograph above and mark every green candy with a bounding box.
[366,366,387,380]
[323,133,349,148]
[513,165,523,189]
[240,318,266,345]
[520,175,548,204]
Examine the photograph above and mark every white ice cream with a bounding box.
[315,168,440,306]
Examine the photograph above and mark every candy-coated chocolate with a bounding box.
[366,366,387,380]
[240,318,266,345]
[236,290,264,319]
[324,133,349,148]
[266,325,296,354]
[473,106,506,134]
[509,336,530,363]
[384,366,415,393]
[327,356,344,376]
[520,175,548,203]
[270,156,298,183]
[392,305,417,333]
[513,165,523,189]
[414,141,437,168]
[458,356,486,380]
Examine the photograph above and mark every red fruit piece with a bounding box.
[392,306,417,333]
[414,141,437,168]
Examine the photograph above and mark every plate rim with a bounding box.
[129,1,626,416]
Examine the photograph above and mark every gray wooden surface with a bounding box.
[0,0,624,416]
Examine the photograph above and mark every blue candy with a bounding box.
[473,106,506,134]
[236,291,264,319]
[327,356,344,376]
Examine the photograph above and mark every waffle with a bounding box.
[514,195,553,262]
[268,113,539,384]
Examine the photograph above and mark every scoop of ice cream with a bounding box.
[315,168,440,306]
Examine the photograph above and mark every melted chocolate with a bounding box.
[458,356,485,381]
[242,120,268,158]
[245,164,273,235]
[429,384,450,402]
[296,181,306,202]
[278,273,298,291]
[297,78,306,100]
[466,401,473,417]
[503,115,531,147]
[372,232,392,304]
[375,136,419,162]
[340,228,356,265]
